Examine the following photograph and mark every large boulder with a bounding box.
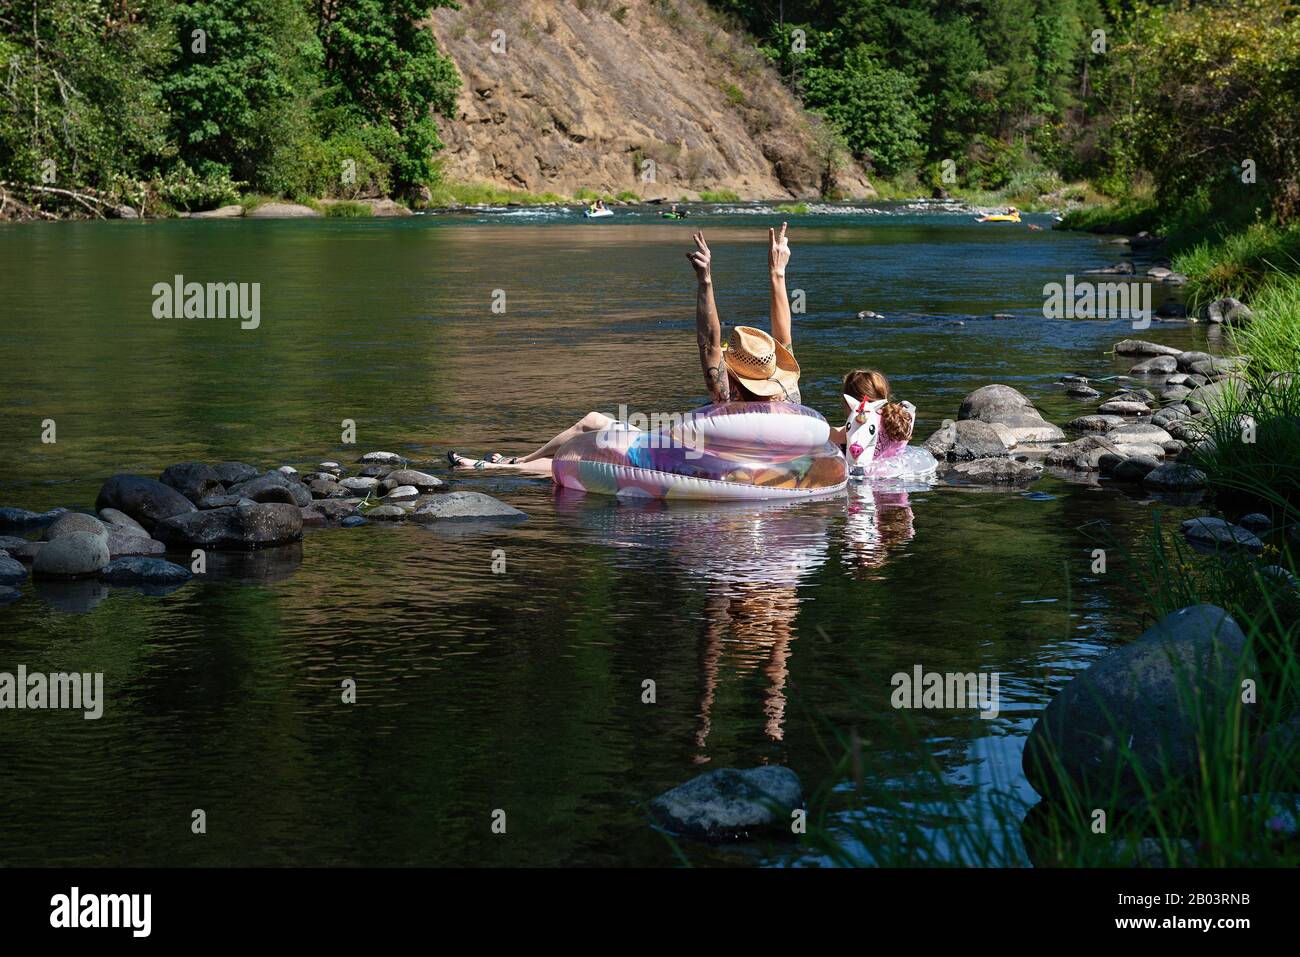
[228,471,312,508]
[98,508,148,535]
[648,767,804,841]
[95,474,196,532]
[155,503,303,550]
[105,528,166,558]
[42,512,108,541]
[159,462,225,504]
[412,492,527,522]
[1205,298,1252,324]
[921,419,1010,461]
[957,384,1064,442]
[32,531,110,579]
[212,461,260,485]
[1065,414,1125,433]
[1023,605,1255,803]
[1045,435,1121,471]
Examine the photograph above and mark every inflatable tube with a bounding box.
[584,208,614,218]
[552,401,847,500]
[977,213,1020,223]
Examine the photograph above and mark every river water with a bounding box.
[0,203,1212,865]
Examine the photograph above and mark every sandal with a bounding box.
[447,451,486,470]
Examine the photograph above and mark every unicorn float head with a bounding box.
[842,395,937,481]
[844,395,888,475]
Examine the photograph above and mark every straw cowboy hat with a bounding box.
[722,326,800,399]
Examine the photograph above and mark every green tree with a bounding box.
[802,44,923,176]
[312,0,460,192]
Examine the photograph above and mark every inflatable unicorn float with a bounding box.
[551,395,936,501]
[841,394,938,482]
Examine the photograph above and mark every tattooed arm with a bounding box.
[687,230,729,403]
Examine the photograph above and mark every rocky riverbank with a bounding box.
[0,453,526,608]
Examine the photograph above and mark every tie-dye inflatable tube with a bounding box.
[552,402,848,501]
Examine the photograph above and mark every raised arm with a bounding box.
[768,222,792,350]
[688,231,729,403]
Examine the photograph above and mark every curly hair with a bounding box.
[843,369,913,442]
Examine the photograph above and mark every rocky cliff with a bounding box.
[427,0,874,200]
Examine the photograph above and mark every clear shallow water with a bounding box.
[0,206,1213,865]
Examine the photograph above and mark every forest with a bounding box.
[0,0,1297,228]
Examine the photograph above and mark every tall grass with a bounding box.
[1175,222,1300,308]
[424,180,567,207]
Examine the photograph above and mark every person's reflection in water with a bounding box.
[695,581,801,759]
[843,483,917,577]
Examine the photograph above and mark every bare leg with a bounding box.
[450,411,614,470]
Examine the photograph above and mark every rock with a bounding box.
[1205,297,1252,324]
[212,461,260,485]
[191,204,243,219]
[98,508,148,534]
[0,506,67,530]
[105,528,166,558]
[42,512,107,541]
[1185,379,1243,414]
[1151,405,1192,429]
[1067,384,1102,398]
[1181,517,1264,554]
[357,451,404,466]
[1191,355,1248,378]
[277,466,298,476]
[312,500,360,521]
[1045,435,1121,471]
[1161,384,1192,401]
[1065,414,1125,433]
[1130,355,1177,375]
[648,767,803,841]
[246,202,320,218]
[366,505,408,521]
[32,531,110,578]
[228,472,312,508]
[0,552,27,585]
[340,515,368,528]
[957,384,1064,442]
[948,458,1041,485]
[319,461,342,473]
[1175,350,1212,372]
[1109,423,1173,446]
[1162,440,1185,456]
[1238,513,1271,535]
[155,503,303,550]
[1154,300,1187,319]
[309,479,348,499]
[1165,417,1211,443]
[381,469,446,492]
[299,506,328,527]
[0,586,19,604]
[100,557,193,586]
[197,493,246,509]
[0,535,29,551]
[1114,339,1182,357]
[412,492,527,522]
[159,462,225,504]
[1141,462,1208,492]
[922,419,1009,461]
[384,485,420,500]
[339,476,381,494]
[95,474,196,532]
[1111,454,1161,482]
[1097,400,1150,416]
[6,541,44,562]
[1023,605,1254,802]
[1085,261,1135,275]
[1112,387,1155,403]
